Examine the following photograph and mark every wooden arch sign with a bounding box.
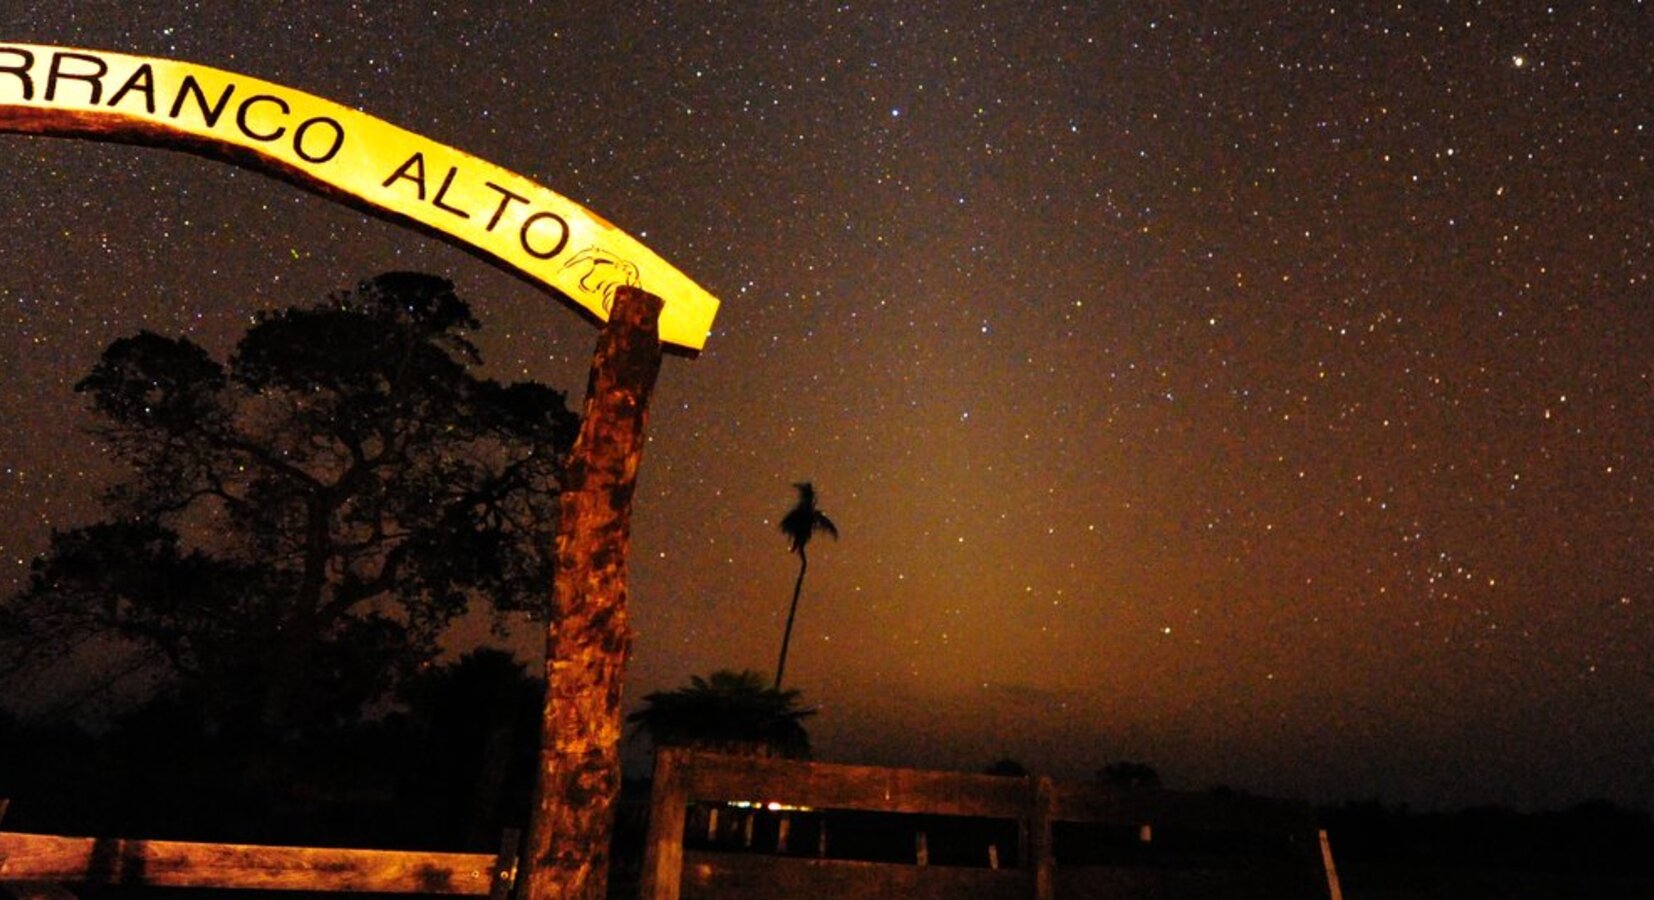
[3,42,709,899]
[0,42,720,352]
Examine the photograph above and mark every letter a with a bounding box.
[382,151,428,199]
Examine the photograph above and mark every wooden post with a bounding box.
[1318,829,1344,900]
[520,286,665,900]
[1029,776,1055,900]
[489,830,521,900]
[638,748,688,900]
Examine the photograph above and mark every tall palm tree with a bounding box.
[774,482,838,690]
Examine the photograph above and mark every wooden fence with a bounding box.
[639,749,1342,900]
[0,827,518,899]
[3,752,1345,900]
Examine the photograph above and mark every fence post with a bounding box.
[489,830,521,900]
[1029,777,1055,900]
[1318,829,1344,900]
[521,286,664,900]
[639,749,688,900]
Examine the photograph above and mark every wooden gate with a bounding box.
[639,749,1342,900]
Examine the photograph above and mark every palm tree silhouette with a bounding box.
[628,669,815,758]
[774,482,838,690]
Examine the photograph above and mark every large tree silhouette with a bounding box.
[773,482,837,690]
[0,272,578,735]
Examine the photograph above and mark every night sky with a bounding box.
[2,3,1650,813]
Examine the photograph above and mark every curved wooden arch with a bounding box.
[0,42,719,352]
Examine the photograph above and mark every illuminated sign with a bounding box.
[0,43,719,351]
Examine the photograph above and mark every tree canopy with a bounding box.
[1099,761,1162,789]
[0,272,578,735]
[779,482,838,557]
[628,669,815,759]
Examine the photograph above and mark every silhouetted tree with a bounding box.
[628,669,814,758]
[773,482,837,689]
[0,273,578,736]
[392,649,543,847]
[1318,798,1654,879]
[984,758,1030,777]
[1099,761,1161,788]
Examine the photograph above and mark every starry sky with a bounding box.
[2,3,1650,813]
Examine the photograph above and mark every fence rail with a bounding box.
[0,831,516,898]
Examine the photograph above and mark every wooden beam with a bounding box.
[521,286,664,900]
[0,832,497,894]
[676,853,1030,900]
[0,44,722,352]
[676,751,1033,818]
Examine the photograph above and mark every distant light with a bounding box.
[1512,55,1527,68]
[727,800,813,812]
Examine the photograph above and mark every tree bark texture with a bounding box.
[521,286,664,900]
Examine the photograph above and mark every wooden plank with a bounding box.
[678,751,1032,818]
[0,44,723,352]
[678,852,1030,900]
[0,833,496,894]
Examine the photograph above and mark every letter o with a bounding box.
[236,94,288,142]
[520,211,569,260]
[292,116,344,163]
